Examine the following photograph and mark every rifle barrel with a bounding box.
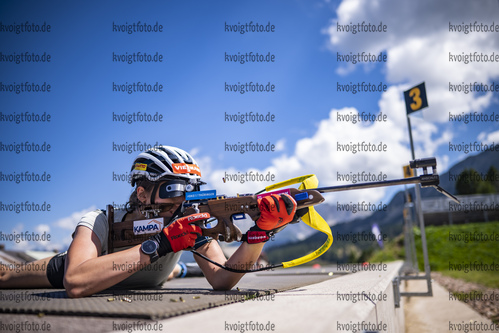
[315,177,421,193]
[311,176,460,203]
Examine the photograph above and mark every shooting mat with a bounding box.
[0,267,339,320]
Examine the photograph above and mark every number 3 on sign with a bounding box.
[409,87,422,111]
[403,82,428,115]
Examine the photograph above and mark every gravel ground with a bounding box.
[431,272,499,323]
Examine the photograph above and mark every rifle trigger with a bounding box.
[192,203,200,214]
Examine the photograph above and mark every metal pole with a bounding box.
[407,116,416,159]
[406,115,433,296]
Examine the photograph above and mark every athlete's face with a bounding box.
[137,182,185,218]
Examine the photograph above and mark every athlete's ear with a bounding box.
[136,186,148,203]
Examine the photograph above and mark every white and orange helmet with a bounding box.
[130,146,204,200]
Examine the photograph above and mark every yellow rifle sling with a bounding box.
[264,175,333,268]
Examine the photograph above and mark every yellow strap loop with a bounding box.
[264,175,333,268]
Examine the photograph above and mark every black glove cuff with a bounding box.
[241,226,273,244]
[151,231,172,257]
[193,235,212,250]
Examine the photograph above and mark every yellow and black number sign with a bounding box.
[403,82,428,115]
[403,164,414,178]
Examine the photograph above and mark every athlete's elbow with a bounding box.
[63,281,82,298]
[64,286,83,298]
[63,276,89,298]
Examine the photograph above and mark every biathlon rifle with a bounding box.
[108,157,458,272]
[183,157,459,243]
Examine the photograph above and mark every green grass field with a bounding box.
[369,221,499,288]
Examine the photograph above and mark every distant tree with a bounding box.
[486,166,499,193]
[477,181,495,194]
[455,168,482,195]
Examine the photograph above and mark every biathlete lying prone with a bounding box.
[0,145,298,297]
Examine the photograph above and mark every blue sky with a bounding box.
[1,0,498,252]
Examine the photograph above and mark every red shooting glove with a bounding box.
[255,193,297,231]
[152,213,206,255]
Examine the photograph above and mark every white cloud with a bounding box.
[36,224,50,234]
[11,207,100,252]
[53,205,97,230]
[478,129,499,144]
[9,223,56,252]
[274,139,286,152]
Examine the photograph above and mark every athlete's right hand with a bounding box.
[151,213,206,256]
[255,193,297,231]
